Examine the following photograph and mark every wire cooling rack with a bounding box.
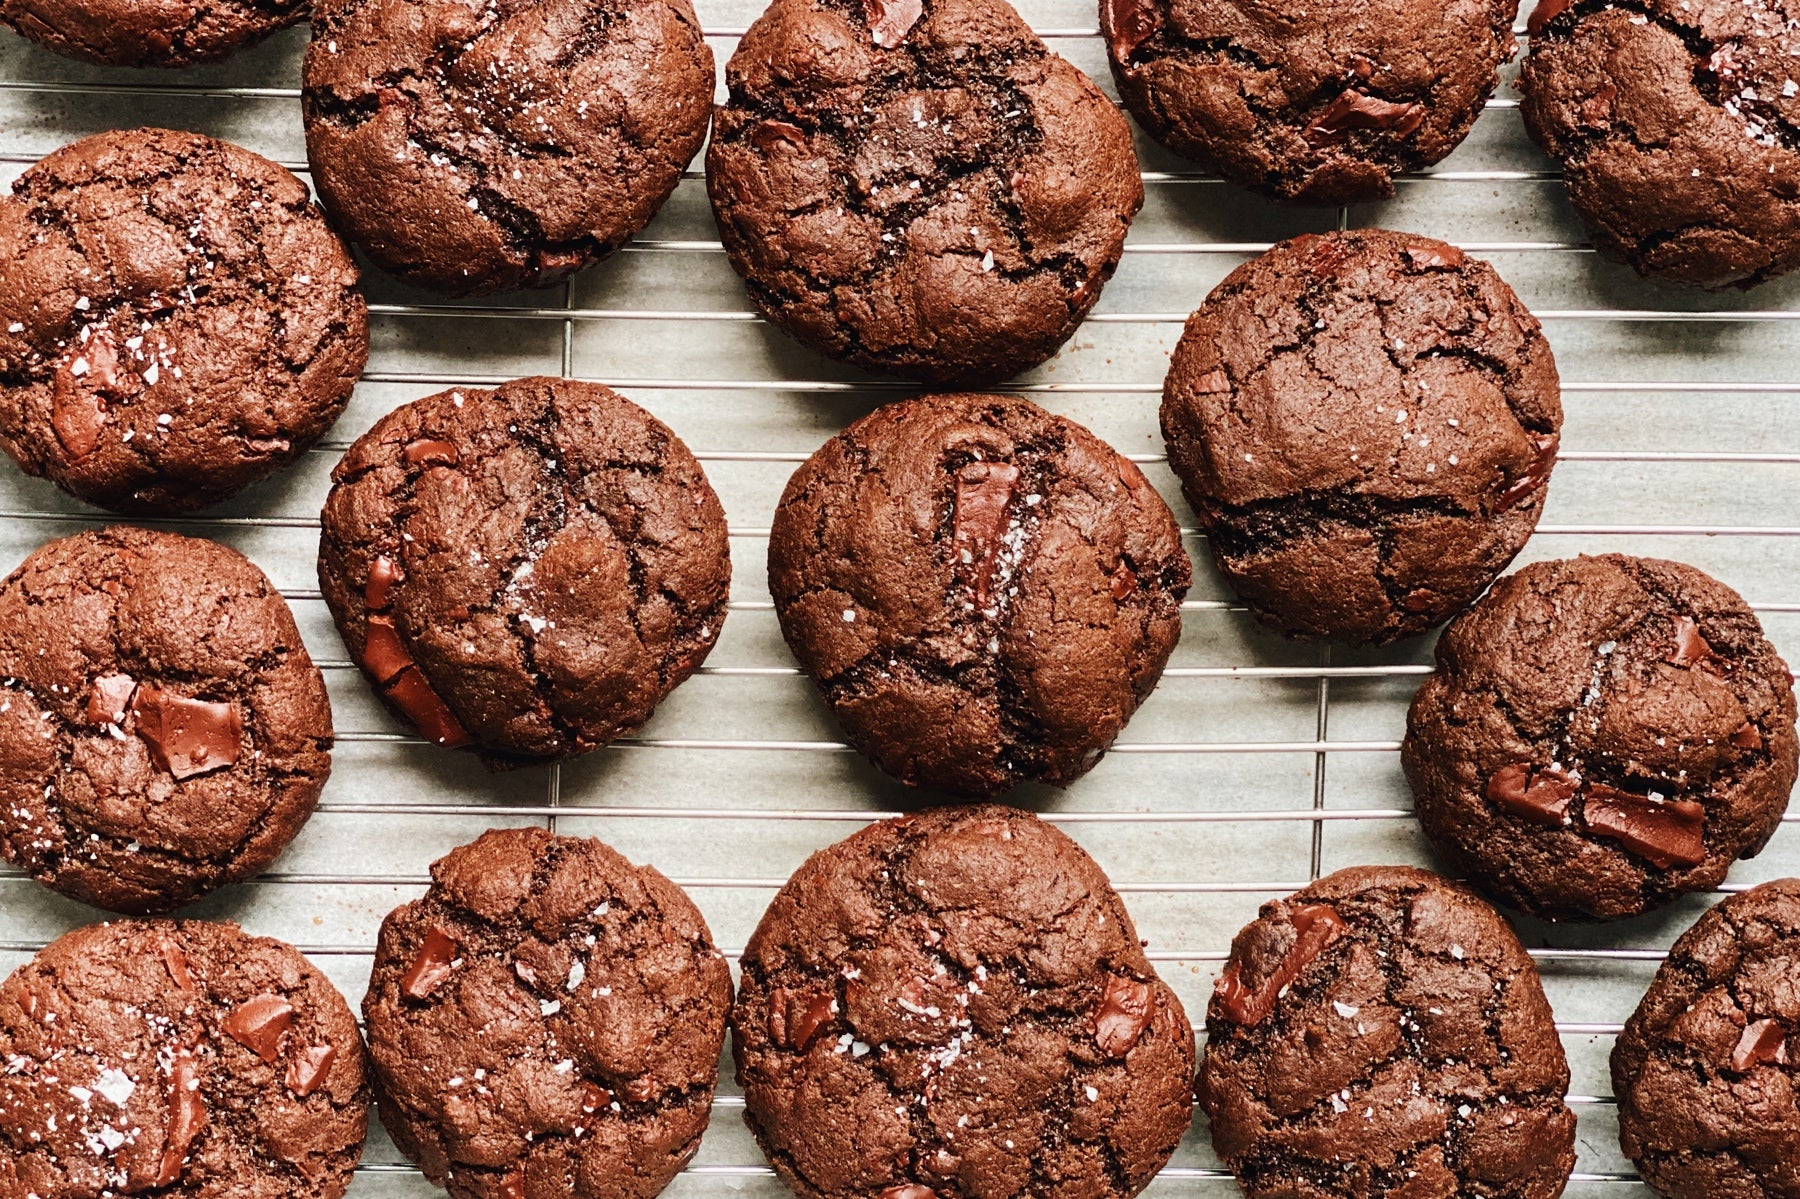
[1,1,1798,1195]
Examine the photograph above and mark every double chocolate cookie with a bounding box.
[1101,0,1519,203]
[1161,229,1562,644]
[733,805,1195,1199]
[0,0,304,66]
[0,919,368,1199]
[1200,866,1577,1199]
[1521,0,1800,289]
[0,129,367,515]
[319,376,730,767]
[707,0,1143,384]
[1613,879,1800,1198]
[769,393,1190,797]
[1404,555,1799,922]
[0,526,334,915]
[304,0,714,297]
[363,827,733,1199]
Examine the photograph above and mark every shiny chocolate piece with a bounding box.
[880,1186,939,1199]
[1109,563,1138,601]
[160,937,197,993]
[154,1047,206,1186]
[1405,242,1466,270]
[86,672,137,726]
[769,987,837,1050]
[1303,90,1427,144]
[1099,0,1161,60]
[399,928,459,1001]
[384,667,476,749]
[1486,762,1578,827]
[1215,903,1349,1025]
[364,554,400,612]
[863,0,922,47]
[1494,433,1561,513]
[403,438,459,467]
[1729,1018,1790,1072]
[1094,974,1153,1057]
[952,460,1021,607]
[1581,785,1706,869]
[132,686,244,780]
[1526,0,1573,36]
[222,993,295,1063]
[287,1043,338,1097]
[1669,615,1720,669]
[752,119,806,152]
[1731,721,1765,750]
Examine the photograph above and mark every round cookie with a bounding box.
[1520,0,1800,289]
[706,0,1143,385]
[1161,229,1562,645]
[1199,866,1577,1199]
[732,805,1195,1199]
[318,376,729,767]
[363,827,732,1199]
[1613,879,1800,1199]
[0,128,367,515]
[0,0,304,66]
[768,393,1190,797]
[0,526,334,915]
[1101,0,1519,204]
[304,0,714,297]
[1404,554,1799,923]
[0,919,368,1199]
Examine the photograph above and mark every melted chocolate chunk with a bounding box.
[132,687,244,780]
[360,614,415,685]
[1669,615,1721,669]
[160,938,197,993]
[1303,90,1427,143]
[357,563,474,749]
[1109,563,1138,601]
[222,993,295,1063]
[1526,0,1573,36]
[364,554,400,613]
[1486,762,1578,827]
[403,438,459,467]
[155,1047,206,1186]
[50,331,138,461]
[1099,0,1161,60]
[1731,721,1765,750]
[1494,433,1561,512]
[384,666,476,749]
[863,0,923,47]
[1405,242,1466,269]
[579,1081,614,1113]
[1729,1018,1790,1072]
[1094,975,1153,1057]
[1582,784,1706,869]
[1215,903,1349,1025]
[86,672,137,726]
[286,1043,337,1097]
[499,1170,526,1199]
[752,120,806,152]
[399,928,459,1001]
[952,460,1021,607]
[881,1186,940,1199]
[770,987,837,1050]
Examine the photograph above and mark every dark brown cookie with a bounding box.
[318,376,729,767]
[0,0,304,66]
[0,526,334,915]
[363,827,732,1199]
[769,393,1189,797]
[1404,554,1799,923]
[733,805,1195,1199]
[1613,879,1800,1198]
[706,0,1144,385]
[1521,0,1800,289]
[304,0,715,297]
[0,919,368,1199]
[1199,866,1577,1199]
[1101,0,1519,204]
[0,128,367,515]
[1161,229,1562,645]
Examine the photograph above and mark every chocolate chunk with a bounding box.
[1494,433,1561,512]
[881,1186,940,1199]
[1485,763,1578,827]
[365,555,400,613]
[403,438,459,467]
[399,928,459,1001]
[160,938,197,993]
[625,1075,656,1103]
[1582,784,1706,869]
[1190,368,1231,394]
[1405,242,1466,269]
[222,993,295,1063]
[1579,82,1617,127]
[1099,0,1161,60]
[1731,721,1765,750]
[155,1047,206,1186]
[1669,615,1720,668]
[752,120,806,152]
[1729,1018,1790,1072]
[1094,975,1153,1057]
[287,1043,337,1097]
[359,614,414,685]
[499,1170,526,1199]
[49,336,130,460]
[383,665,475,749]
[579,1081,614,1114]
[1304,90,1427,143]
[1109,563,1138,601]
[769,987,837,1050]
[1526,0,1573,37]
[952,460,1021,607]
[862,0,922,47]
[86,672,136,726]
[1215,903,1349,1025]
[131,687,244,780]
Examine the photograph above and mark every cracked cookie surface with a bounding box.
[0,128,367,515]
[1160,229,1561,645]
[1520,0,1800,288]
[318,375,730,767]
[304,0,714,297]
[0,919,368,1199]
[1613,879,1800,1199]
[1404,554,1798,922]
[769,393,1189,798]
[363,826,732,1199]
[1100,0,1518,203]
[733,805,1195,1199]
[706,0,1143,385]
[0,0,304,66]
[0,526,333,915]
[1199,865,1576,1199]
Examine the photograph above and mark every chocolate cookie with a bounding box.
[1613,879,1800,1198]
[0,526,334,915]
[1199,866,1577,1199]
[318,376,729,767]
[1404,554,1799,923]
[733,805,1195,1199]
[706,0,1143,385]
[1161,229,1562,645]
[0,0,304,66]
[0,919,368,1199]
[769,393,1189,797]
[304,0,714,297]
[1101,0,1519,203]
[0,128,367,515]
[363,827,732,1199]
[1521,0,1800,289]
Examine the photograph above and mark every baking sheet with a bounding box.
[1,2,1799,1194]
